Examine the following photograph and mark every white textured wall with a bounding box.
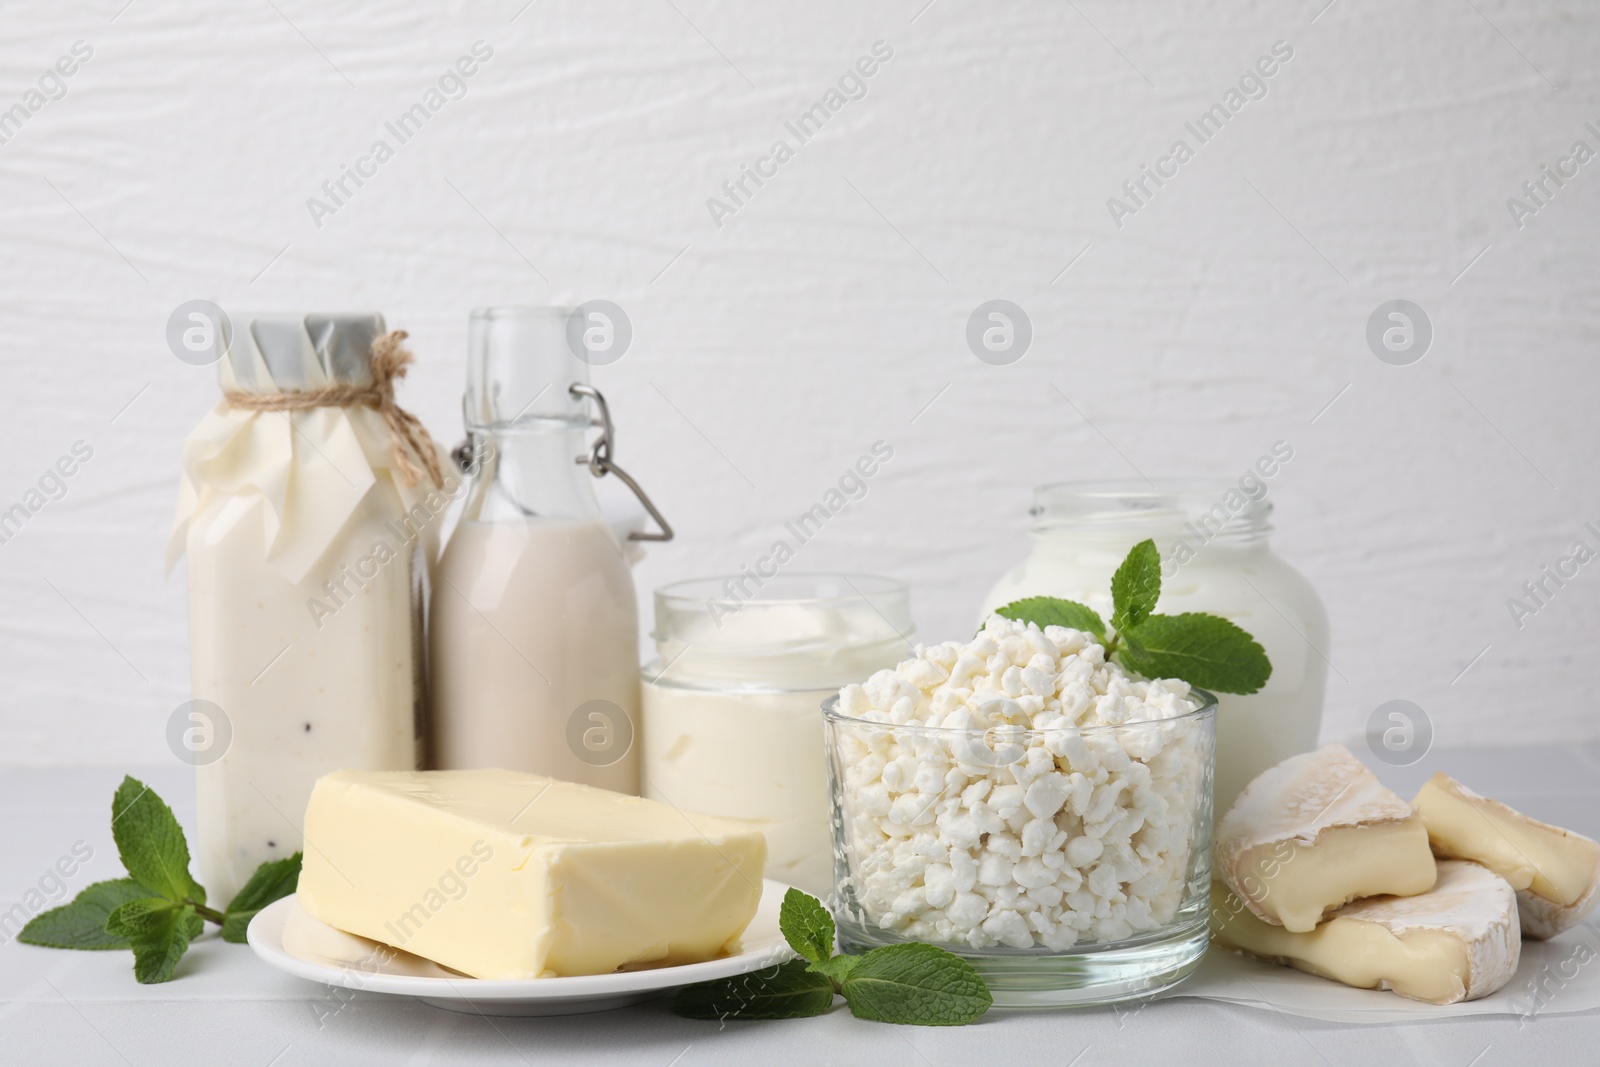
[2,0,1598,765]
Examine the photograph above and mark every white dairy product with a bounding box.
[642,577,910,897]
[429,307,655,792]
[643,686,836,895]
[297,769,767,979]
[1415,772,1600,939]
[828,614,1211,951]
[981,481,1328,810]
[1215,743,1437,932]
[1212,861,1522,1005]
[171,314,442,902]
[186,490,422,902]
[431,516,641,792]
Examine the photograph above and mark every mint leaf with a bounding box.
[807,954,861,985]
[778,888,835,966]
[994,597,1106,641]
[679,893,989,1026]
[1110,538,1161,631]
[17,879,151,950]
[672,959,837,1020]
[106,898,196,984]
[1116,612,1272,694]
[222,853,302,944]
[111,776,205,906]
[840,942,992,1026]
[106,897,180,937]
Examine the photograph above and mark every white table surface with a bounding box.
[4,745,1598,1067]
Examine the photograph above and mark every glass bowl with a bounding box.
[822,690,1217,1009]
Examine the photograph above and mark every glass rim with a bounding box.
[1029,479,1273,537]
[1033,477,1248,495]
[655,572,909,608]
[469,305,575,320]
[820,686,1217,735]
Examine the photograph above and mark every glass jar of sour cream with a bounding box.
[980,476,1328,810]
[641,575,912,897]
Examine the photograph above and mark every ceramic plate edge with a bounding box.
[246,878,797,1001]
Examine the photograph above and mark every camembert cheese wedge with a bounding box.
[1210,860,1521,1004]
[1414,772,1600,940]
[297,769,767,979]
[1216,744,1436,931]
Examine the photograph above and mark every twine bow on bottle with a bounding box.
[221,329,445,489]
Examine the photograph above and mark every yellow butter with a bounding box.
[297,769,767,979]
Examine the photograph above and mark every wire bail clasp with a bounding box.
[570,383,674,542]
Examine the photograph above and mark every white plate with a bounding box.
[246,880,795,1016]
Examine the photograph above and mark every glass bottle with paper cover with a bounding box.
[980,474,1327,810]
[170,313,450,903]
[430,307,673,791]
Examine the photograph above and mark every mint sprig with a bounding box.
[996,538,1272,695]
[220,853,303,944]
[778,886,837,965]
[988,596,1106,642]
[110,776,207,907]
[672,958,837,1020]
[106,897,199,984]
[1109,537,1161,631]
[12,878,149,950]
[837,941,993,1025]
[18,775,302,983]
[1116,612,1272,694]
[673,888,992,1026]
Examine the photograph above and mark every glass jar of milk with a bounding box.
[980,478,1328,810]
[171,313,445,903]
[430,308,647,792]
[642,575,912,897]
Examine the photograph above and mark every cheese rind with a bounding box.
[1210,860,1521,1004]
[1518,879,1600,941]
[1414,771,1600,940]
[297,769,767,979]
[1216,744,1436,931]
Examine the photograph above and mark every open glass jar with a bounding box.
[824,692,1217,1008]
[981,479,1327,810]
[641,575,911,897]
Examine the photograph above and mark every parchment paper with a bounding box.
[1164,925,1600,1023]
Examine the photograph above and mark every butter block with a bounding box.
[297,769,767,979]
[1210,860,1521,1005]
[1216,744,1436,931]
[1415,772,1600,940]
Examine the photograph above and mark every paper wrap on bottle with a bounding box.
[167,313,452,584]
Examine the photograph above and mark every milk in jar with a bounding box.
[170,314,447,901]
[980,477,1328,810]
[430,307,665,790]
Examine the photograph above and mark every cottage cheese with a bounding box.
[830,615,1209,951]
